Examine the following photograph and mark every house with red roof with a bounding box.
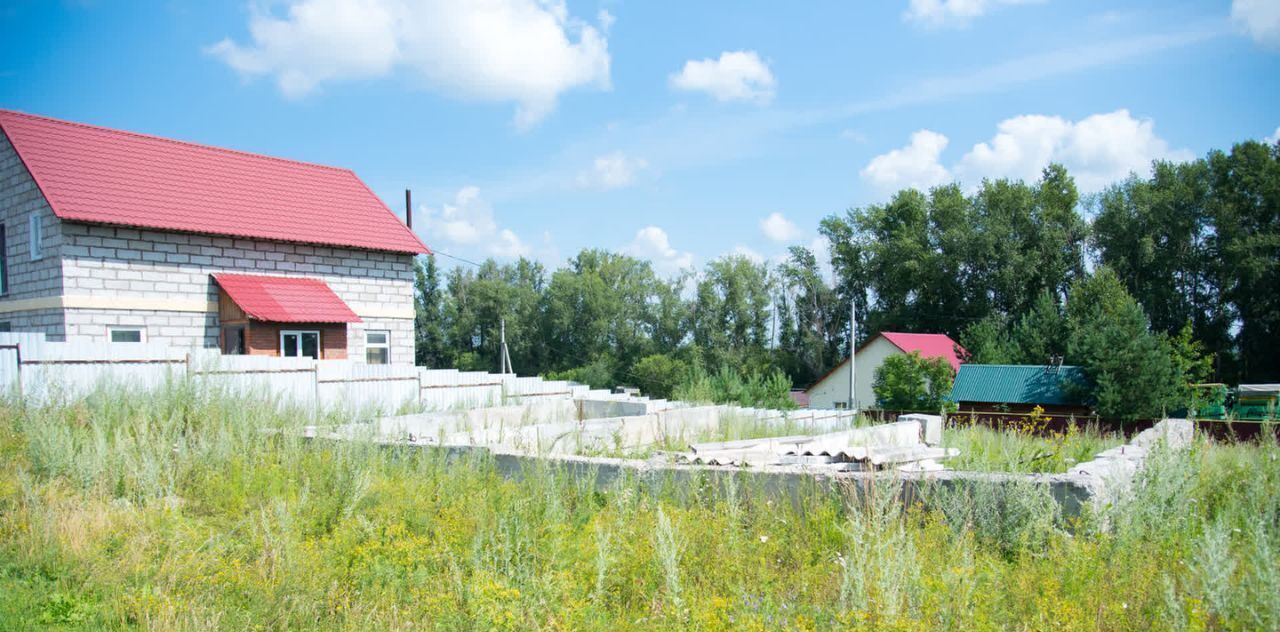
[0,110,429,363]
[804,332,965,410]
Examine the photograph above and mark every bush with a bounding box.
[672,365,795,409]
[872,351,954,411]
[628,354,691,399]
[543,356,616,389]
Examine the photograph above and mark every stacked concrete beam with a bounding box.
[1065,418,1194,507]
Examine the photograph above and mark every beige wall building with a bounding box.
[805,332,965,410]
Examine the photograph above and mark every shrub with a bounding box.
[872,350,954,411]
[628,354,691,400]
[672,365,795,409]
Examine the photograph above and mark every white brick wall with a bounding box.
[59,223,416,362]
[0,130,66,338]
[64,309,218,348]
[0,129,418,361]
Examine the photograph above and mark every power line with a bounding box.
[427,249,485,269]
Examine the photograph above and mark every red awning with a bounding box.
[213,274,361,323]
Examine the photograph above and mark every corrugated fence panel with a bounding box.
[419,369,504,411]
[317,361,419,414]
[0,334,688,419]
[0,332,39,395]
[190,353,317,407]
[17,336,187,405]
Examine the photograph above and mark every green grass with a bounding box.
[941,423,1127,474]
[1,381,1277,629]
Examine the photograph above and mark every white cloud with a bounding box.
[759,212,802,243]
[208,0,611,128]
[669,50,775,104]
[577,151,648,189]
[904,0,1040,28]
[420,186,530,259]
[1232,0,1280,49]
[860,129,952,193]
[955,110,1194,191]
[861,110,1192,194]
[206,0,399,98]
[625,226,694,277]
[1268,126,1280,144]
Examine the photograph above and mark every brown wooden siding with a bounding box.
[237,322,348,359]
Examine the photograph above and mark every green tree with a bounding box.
[819,167,1086,346]
[1065,268,1180,419]
[872,351,955,411]
[544,250,664,372]
[1094,160,1230,377]
[1167,321,1214,407]
[1208,140,1280,381]
[959,315,1016,365]
[776,245,839,384]
[690,255,773,370]
[413,255,446,367]
[1009,290,1069,365]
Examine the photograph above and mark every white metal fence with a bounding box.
[0,333,595,413]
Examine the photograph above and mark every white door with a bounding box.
[280,330,320,359]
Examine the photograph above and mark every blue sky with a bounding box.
[2,0,1278,276]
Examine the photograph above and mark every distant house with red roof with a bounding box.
[0,110,429,363]
[804,332,965,410]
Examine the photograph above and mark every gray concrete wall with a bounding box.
[354,440,1098,519]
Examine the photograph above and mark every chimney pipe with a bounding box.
[405,189,413,229]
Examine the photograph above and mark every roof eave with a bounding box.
[62,218,427,256]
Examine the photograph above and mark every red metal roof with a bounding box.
[880,332,966,372]
[804,331,966,392]
[214,274,361,323]
[0,109,429,254]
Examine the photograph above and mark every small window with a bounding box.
[222,326,245,355]
[29,214,42,261]
[109,327,144,343]
[0,224,8,295]
[366,330,390,365]
[834,402,848,410]
[0,322,10,333]
[281,330,320,359]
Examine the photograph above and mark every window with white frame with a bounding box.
[280,330,320,359]
[366,330,390,364]
[109,327,144,343]
[29,214,42,261]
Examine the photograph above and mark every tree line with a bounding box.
[414,139,1279,418]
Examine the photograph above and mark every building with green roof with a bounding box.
[949,364,1092,415]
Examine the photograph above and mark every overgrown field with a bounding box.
[941,424,1126,474]
[1,382,1277,629]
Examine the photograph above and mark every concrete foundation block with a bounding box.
[899,413,943,446]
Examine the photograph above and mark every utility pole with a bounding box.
[848,298,857,413]
[499,318,514,375]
